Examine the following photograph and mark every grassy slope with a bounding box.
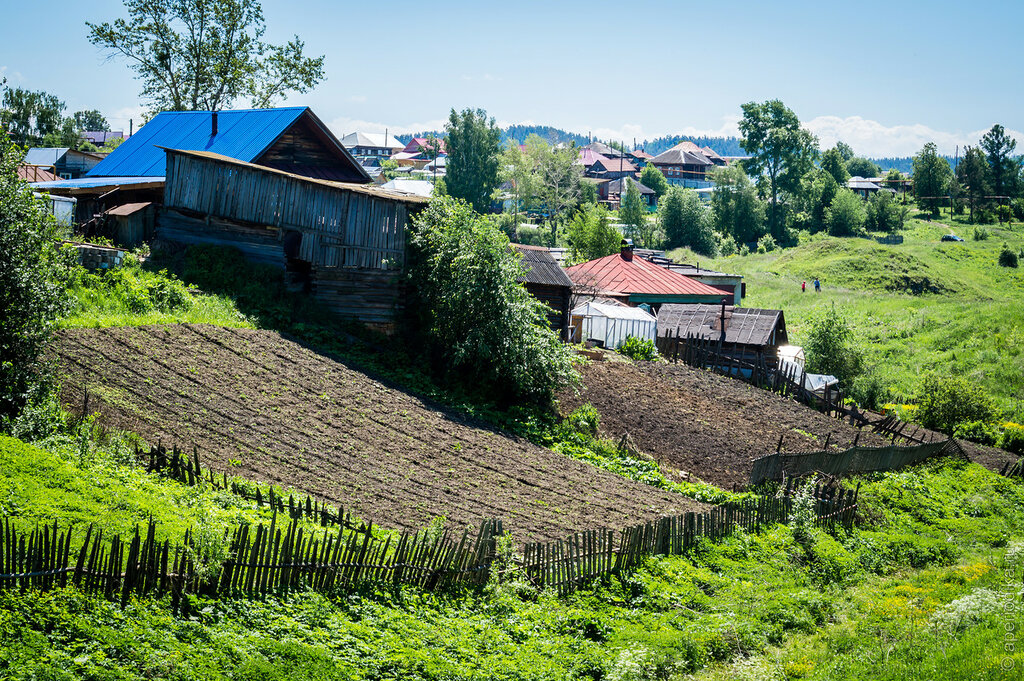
[670,216,1024,416]
[2,431,1024,680]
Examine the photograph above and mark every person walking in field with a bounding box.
[814,278,821,293]
[802,280,806,293]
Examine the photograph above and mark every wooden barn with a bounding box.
[512,244,573,339]
[161,148,428,327]
[657,303,788,368]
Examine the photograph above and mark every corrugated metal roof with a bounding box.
[566,252,726,298]
[104,202,152,217]
[30,176,165,190]
[87,108,309,177]
[17,165,61,182]
[512,244,573,288]
[657,304,786,346]
[24,148,69,165]
[571,301,656,321]
[168,149,428,204]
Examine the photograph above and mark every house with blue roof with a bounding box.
[32,107,369,227]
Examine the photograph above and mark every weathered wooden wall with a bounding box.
[157,209,287,267]
[525,282,571,339]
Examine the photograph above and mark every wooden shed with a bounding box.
[103,202,154,247]
[511,244,573,339]
[657,303,788,369]
[161,148,428,326]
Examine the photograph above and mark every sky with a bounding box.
[2,0,1022,157]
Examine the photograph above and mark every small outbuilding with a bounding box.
[657,303,788,369]
[512,244,573,339]
[570,300,657,349]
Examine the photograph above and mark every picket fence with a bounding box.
[0,440,858,606]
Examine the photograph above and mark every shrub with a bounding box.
[407,197,578,406]
[976,208,996,224]
[865,190,906,232]
[0,138,74,428]
[756,233,777,253]
[1012,198,1024,221]
[998,243,1018,268]
[716,232,737,256]
[953,420,1001,447]
[997,204,1013,223]
[916,373,997,435]
[617,336,658,361]
[999,423,1024,454]
[803,303,864,388]
[825,188,866,236]
[971,225,989,241]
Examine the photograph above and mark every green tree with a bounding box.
[865,190,906,232]
[531,142,582,246]
[846,157,880,178]
[1,87,67,147]
[834,141,854,162]
[980,124,1019,199]
[619,179,647,244]
[499,140,539,229]
[739,99,819,239]
[660,187,716,256]
[639,164,669,198]
[912,142,952,216]
[803,304,864,389]
[87,0,325,112]
[825,187,866,236]
[407,197,577,406]
[0,138,73,428]
[804,170,839,233]
[565,204,621,263]
[709,164,766,244]
[378,158,399,181]
[916,373,996,435]
[955,146,990,223]
[72,110,109,132]
[820,147,850,185]
[444,108,501,213]
[884,168,904,191]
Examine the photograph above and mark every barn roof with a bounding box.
[657,304,786,346]
[87,107,367,181]
[512,244,573,288]
[566,251,726,298]
[164,148,428,204]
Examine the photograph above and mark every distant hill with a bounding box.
[396,126,744,156]
[867,156,957,174]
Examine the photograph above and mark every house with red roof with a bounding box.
[565,240,728,309]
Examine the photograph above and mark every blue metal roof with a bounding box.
[87,108,308,177]
[31,176,165,190]
[24,148,70,165]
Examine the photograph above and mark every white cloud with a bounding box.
[804,115,1024,158]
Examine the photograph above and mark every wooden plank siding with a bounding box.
[161,149,424,324]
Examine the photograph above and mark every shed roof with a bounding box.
[571,300,656,321]
[512,244,573,288]
[17,164,61,182]
[566,252,727,298]
[87,107,367,181]
[341,131,405,149]
[104,202,152,217]
[29,176,166,195]
[166,149,429,204]
[657,304,786,346]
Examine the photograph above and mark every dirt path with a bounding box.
[54,325,704,542]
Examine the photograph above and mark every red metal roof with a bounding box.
[566,252,727,298]
[17,164,61,182]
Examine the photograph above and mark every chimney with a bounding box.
[620,238,634,261]
[211,111,218,137]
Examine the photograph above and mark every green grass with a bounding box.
[669,217,1024,418]
[2,422,1024,680]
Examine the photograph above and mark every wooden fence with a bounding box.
[0,477,857,605]
[749,438,962,485]
[658,333,943,446]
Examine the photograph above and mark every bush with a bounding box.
[803,303,864,388]
[407,197,578,406]
[997,204,1013,223]
[1012,198,1024,221]
[617,336,658,361]
[916,373,997,435]
[971,225,989,241]
[999,423,1024,454]
[755,233,777,253]
[865,190,906,232]
[998,243,1018,268]
[825,188,866,236]
[0,138,74,428]
[953,420,1001,447]
[716,232,737,256]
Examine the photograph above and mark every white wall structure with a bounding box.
[571,301,657,349]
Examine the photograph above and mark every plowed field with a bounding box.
[54,325,702,542]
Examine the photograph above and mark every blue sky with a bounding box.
[2,0,1021,156]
